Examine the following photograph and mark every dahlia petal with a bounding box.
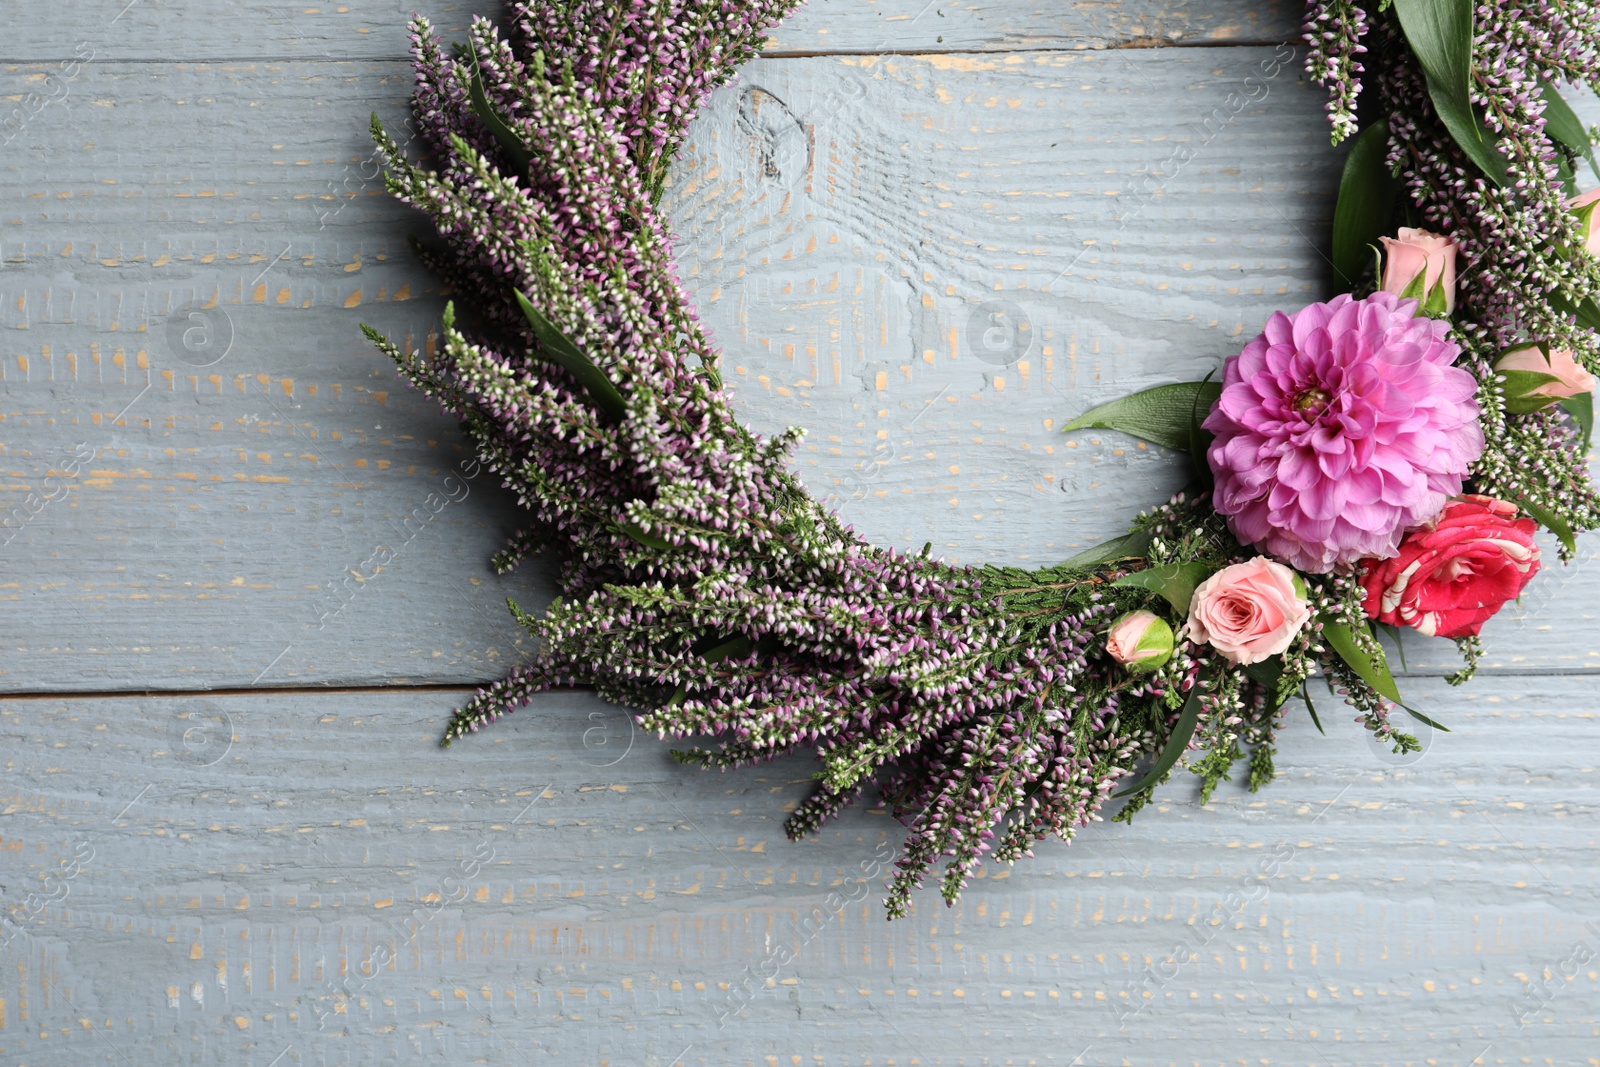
[1205,292,1483,572]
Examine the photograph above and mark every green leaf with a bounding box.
[1241,657,1281,690]
[1377,622,1410,673]
[1392,0,1508,185]
[1063,381,1223,451]
[1114,687,1202,799]
[1576,200,1599,246]
[1112,561,1213,616]
[1060,529,1155,570]
[1539,80,1600,181]
[1559,392,1594,452]
[1322,615,1447,731]
[1399,268,1427,301]
[1321,614,1406,706]
[1500,369,1564,390]
[1557,151,1580,199]
[1422,275,1452,317]
[1505,491,1578,553]
[700,634,753,664]
[619,522,673,550]
[466,47,534,174]
[1546,287,1600,336]
[1504,397,1560,416]
[1188,369,1218,486]
[1332,120,1401,289]
[1402,706,1450,732]
[1498,368,1567,415]
[514,289,629,421]
[1300,682,1326,736]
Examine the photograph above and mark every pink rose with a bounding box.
[1106,610,1174,672]
[1187,557,1311,665]
[1494,344,1596,401]
[1361,495,1540,639]
[1569,187,1600,256]
[1379,227,1458,313]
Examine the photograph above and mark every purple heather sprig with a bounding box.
[1305,0,1600,555]
[370,5,1213,914]
[1303,0,1369,143]
[366,0,1600,916]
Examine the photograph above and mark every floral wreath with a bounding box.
[365,0,1600,916]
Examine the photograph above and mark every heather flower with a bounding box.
[1204,291,1484,573]
[1302,0,1367,144]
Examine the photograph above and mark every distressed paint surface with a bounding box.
[3,48,1596,683]
[1,679,1598,1065]
[4,0,1299,60]
[2,2,1600,1065]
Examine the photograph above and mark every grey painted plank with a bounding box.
[1,676,1597,1064]
[0,57,550,691]
[3,2,483,64]
[668,46,1340,568]
[669,49,1600,678]
[1,0,1300,62]
[768,0,1300,54]
[1,46,1594,693]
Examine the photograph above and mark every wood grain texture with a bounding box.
[667,46,1338,567]
[2,44,1596,687]
[1,0,1299,61]
[1,678,1597,1065]
[0,57,550,690]
[768,0,1298,56]
[668,47,1598,677]
[4,3,1600,1065]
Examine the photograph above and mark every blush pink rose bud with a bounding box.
[1493,344,1596,407]
[1379,227,1458,314]
[1106,610,1174,672]
[1187,557,1311,665]
[1569,187,1600,256]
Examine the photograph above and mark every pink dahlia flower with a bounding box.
[1203,291,1483,573]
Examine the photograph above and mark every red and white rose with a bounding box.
[1360,495,1540,639]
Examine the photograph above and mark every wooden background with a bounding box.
[4,1,1599,1063]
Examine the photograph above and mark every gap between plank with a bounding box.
[765,38,1294,57]
[0,39,1297,66]
[0,682,483,702]
[0,669,1596,703]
